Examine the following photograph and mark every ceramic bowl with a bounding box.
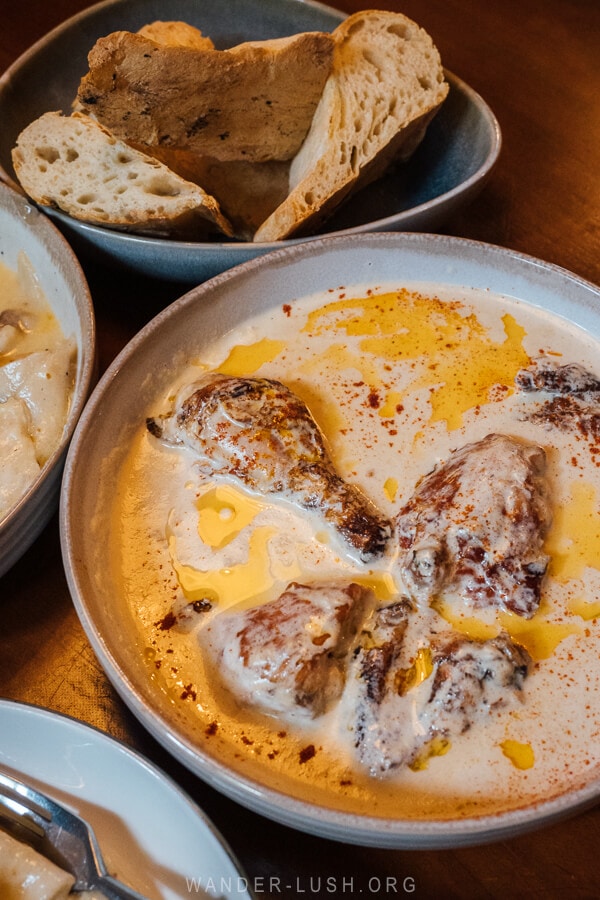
[0,181,95,578]
[0,0,500,283]
[61,232,600,848]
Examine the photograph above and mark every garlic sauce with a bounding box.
[110,283,600,819]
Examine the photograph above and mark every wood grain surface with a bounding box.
[1,2,599,897]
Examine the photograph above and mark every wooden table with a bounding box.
[1,1,599,897]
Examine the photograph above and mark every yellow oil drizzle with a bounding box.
[409,736,451,771]
[497,610,581,661]
[545,480,600,581]
[569,597,600,621]
[175,478,398,613]
[383,477,399,503]
[500,739,535,770]
[301,342,382,389]
[347,571,399,603]
[432,600,500,642]
[302,289,530,431]
[379,390,404,419]
[297,343,383,438]
[217,338,286,375]
[423,313,529,431]
[196,484,264,550]
[433,600,580,661]
[169,525,302,611]
[395,647,433,696]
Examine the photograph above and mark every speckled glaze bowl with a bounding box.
[0,0,501,283]
[0,181,95,578]
[61,232,600,848]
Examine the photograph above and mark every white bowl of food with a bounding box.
[61,232,600,847]
[0,181,95,578]
[0,0,500,283]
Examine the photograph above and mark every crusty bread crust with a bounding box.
[137,21,214,49]
[12,111,233,238]
[145,147,290,240]
[13,13,449,243]
[76,30,334,163]
[253,10,449,242]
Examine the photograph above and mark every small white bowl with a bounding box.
[0,181,95,578]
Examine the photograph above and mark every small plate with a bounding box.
[0,0,500,283]
[0,699,252,900]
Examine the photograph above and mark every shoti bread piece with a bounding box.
[145,146,290,240]
[253,10,449,242]
[76,29,335,163]
[11,111,234,238]
[121,24,289,239]
[137,20,215,49]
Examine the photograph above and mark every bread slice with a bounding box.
[114,23,289,239]
[137,20,214,49]
[76,29,334,163]
[143,146,290,240]
[11,111,234,238]
[253,10,449,242]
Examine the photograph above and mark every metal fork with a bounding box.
[0,770,149,899]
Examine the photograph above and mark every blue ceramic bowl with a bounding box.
[0,0,501,283]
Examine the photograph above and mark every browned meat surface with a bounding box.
[516,359,600,396]
[348,603,530,775]
[200,581,372,720]
[516,359,600,445]
[525,394,600,440]
[395,433,552,617]
[147,373,391,562]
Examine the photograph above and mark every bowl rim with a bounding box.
[60,231,600,848]
[0,180,96,532]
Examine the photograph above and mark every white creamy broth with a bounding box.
[112,283,600,818]
[0,253,76,519]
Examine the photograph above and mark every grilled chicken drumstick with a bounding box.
[147,373,391,562]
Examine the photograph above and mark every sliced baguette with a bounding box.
[137,20,215,49]
[76,29,335,163]
[253,10,449,242]
[11,111,234,238]
[117,24,289,239]
[143,146,290,240]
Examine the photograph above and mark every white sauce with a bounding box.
[111,283,600,819]
[0,253,76,520]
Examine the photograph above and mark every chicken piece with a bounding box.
[516,359,600,396]
[200,581,372,720]
[147,373,391,562]
[517,359,600,441]
[523,394,600,441]
[395,433,552,617]
[349,602,530,775]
